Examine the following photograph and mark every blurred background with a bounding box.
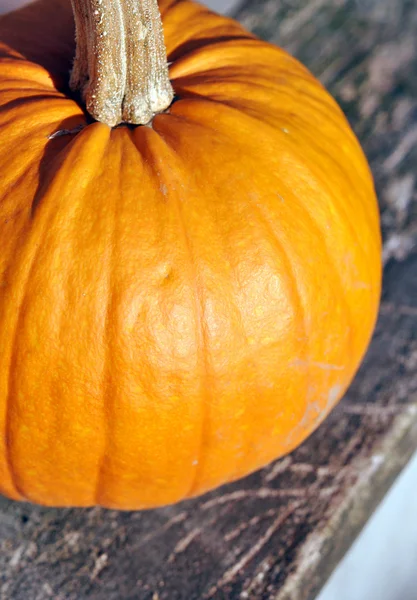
[1,1,416,600]
[0,0,240,12]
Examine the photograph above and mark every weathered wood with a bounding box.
[1,1,417,599]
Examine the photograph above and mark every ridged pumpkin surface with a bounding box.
[0,0,381,509]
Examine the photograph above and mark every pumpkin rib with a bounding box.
[171,70,325,98]
[155,136,211,499]
[3,172,77,500]
[243,183,313,429]
[0,85,63,98]
[93,133,120,506]
[287,115,380,259]
[125,124,213,505]
[170,52,315,86]
[45,124,115,507]
[274,174,356,380]
[169,40,310,82]
[51,124,112,506]
[2,124,111,505]
[286,124,380,302]
[0,107,84,149]
[0,138,80,495]
[168,35,255,65]
[4,220,49,502]
[169,39,268,79]
[0,94,64,119]
[0,59,68,91]
[266,155,358,375]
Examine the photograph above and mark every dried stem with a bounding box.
[70,0,174,127]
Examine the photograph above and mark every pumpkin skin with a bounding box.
[0,0,381,510]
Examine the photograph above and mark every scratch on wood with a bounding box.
[204,503,302,599]
[167,528,201,564]
[224,509,276,543]
[201,488,307,510]
[137,511,188,546]
[383,126,417,170]
[264,456,293,482]
[344,403,406,417]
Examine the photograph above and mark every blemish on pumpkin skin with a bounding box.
[291,358,345,371]
[353,281,372,290]
[157,263,173,284]
[284,383,344,447]
[327,384,343,408]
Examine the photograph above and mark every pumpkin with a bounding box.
[0,0,381,510]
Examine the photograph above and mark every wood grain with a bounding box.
[1,1,417,599]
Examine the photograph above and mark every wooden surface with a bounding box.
[1,1,417,599]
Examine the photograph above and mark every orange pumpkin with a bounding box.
[0,0,381,510]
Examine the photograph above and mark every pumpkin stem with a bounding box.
[69,0,174,127]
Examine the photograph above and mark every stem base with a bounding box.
[70,0,174,127]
